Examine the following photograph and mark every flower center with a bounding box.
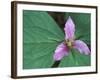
[65,39,74,48]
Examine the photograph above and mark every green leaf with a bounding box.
[59,49,91,67]
[23,10,64,69]
[65,13,91,45]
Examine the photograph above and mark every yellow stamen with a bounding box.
[67,41,72,47]
[65,39,74,48]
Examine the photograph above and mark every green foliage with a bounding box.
[23,10,64,69]
[23,10,91,69]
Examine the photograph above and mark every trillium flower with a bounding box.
[53,16,90,61]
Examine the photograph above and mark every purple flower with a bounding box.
[53,16,90,61]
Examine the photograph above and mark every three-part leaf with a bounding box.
[23,11,91,69]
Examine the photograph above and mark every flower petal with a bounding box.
[53,42,69,61]
[64,16,75,40]
[74,40,90,55]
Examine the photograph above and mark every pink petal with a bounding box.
[64,16,75,40]
[74,40,90,55]
[53,42,69,61]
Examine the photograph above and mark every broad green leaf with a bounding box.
[59,49,90,67]
[65,13,91,45]
[23,43,57,69]
[23,10,64,69]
